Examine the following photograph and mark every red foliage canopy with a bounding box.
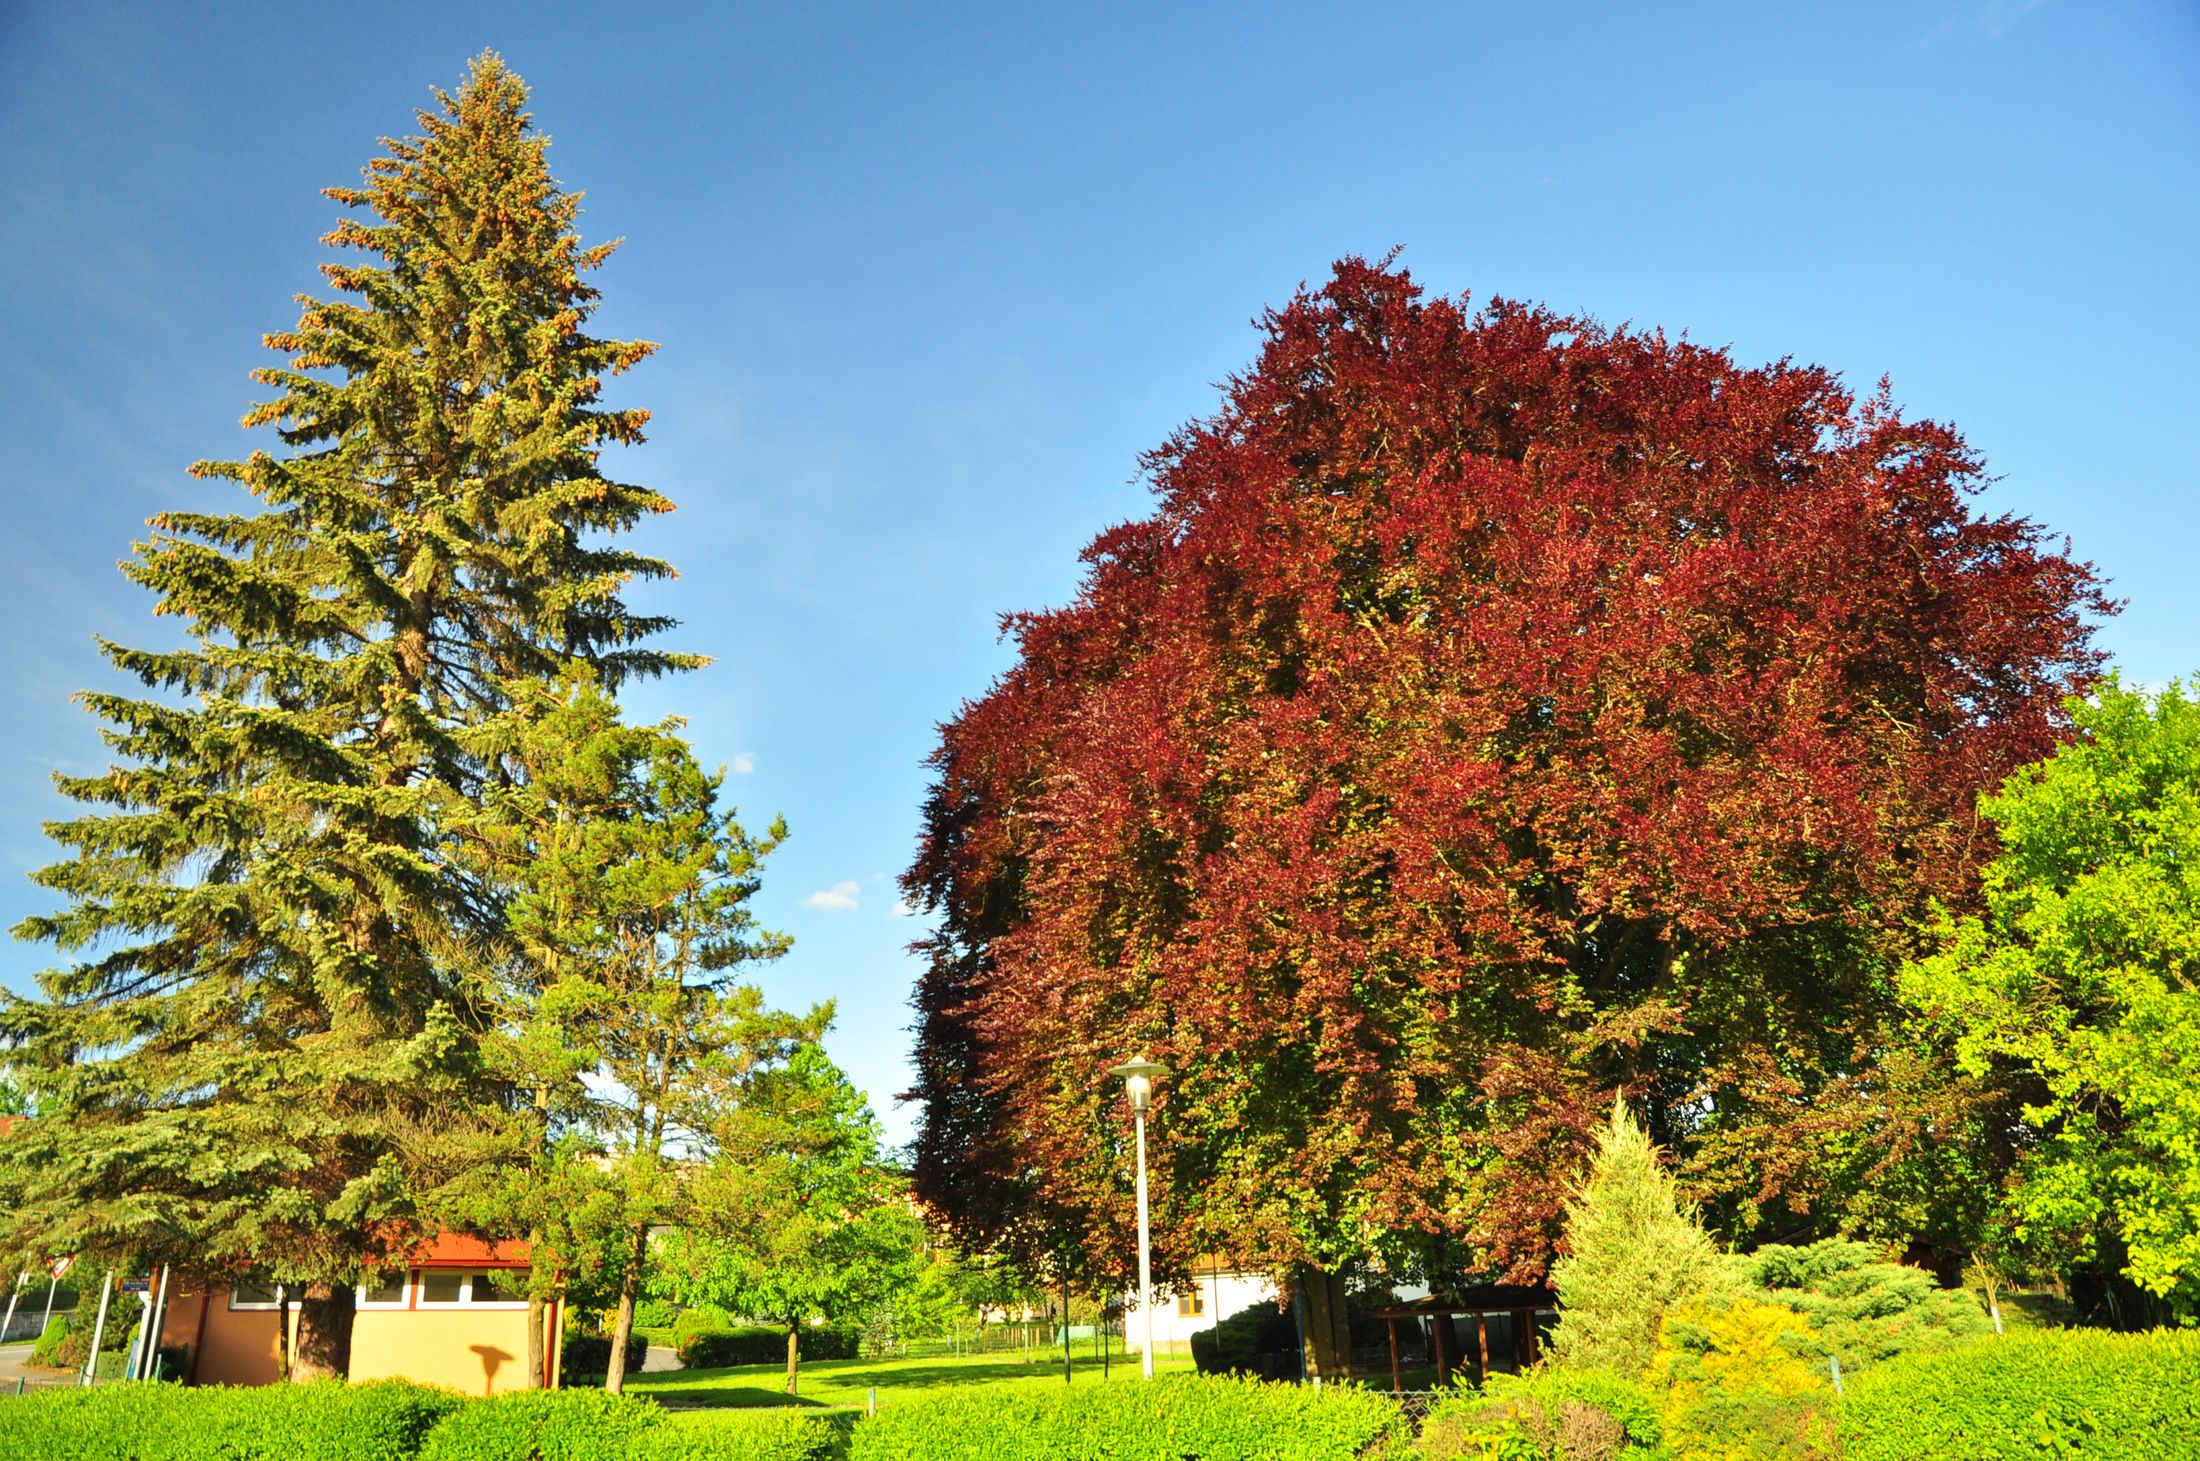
[905,260,2107,1285]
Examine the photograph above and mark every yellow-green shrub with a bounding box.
[1647,1299,1834,1461]
[0,1380,462,1461]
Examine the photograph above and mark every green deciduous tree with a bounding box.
[435,673,810,1393]
[1902,675,2200,1315]
[658,1045,925,1396]
[0,54,690,1377]
[1548,1097,1718,1376]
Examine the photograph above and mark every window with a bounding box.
[414,1269,527,1309]
[358,1270,410,1308]
[229,1280,282,1311]
[418,1270,465,1305]
[1177,1290,1205,1317]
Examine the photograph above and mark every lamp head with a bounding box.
[1107,1055,1169,1113]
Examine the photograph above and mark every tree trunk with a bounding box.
[785,1321,800,1396]
[605,1220,648,1395]
[523,1224,550,1390]
[290,1282,354,1382]
[1299,1268,1353,1383]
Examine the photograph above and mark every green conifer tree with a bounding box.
[1547,1096,1720,1376]
[0,54,691,1378]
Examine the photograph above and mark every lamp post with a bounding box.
[1108,1055,1167,1380]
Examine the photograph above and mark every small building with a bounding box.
[1123,1259,1277,1355]
[158,1234,563,1394]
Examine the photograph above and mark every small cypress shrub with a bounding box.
[1547,1097,1718,1376]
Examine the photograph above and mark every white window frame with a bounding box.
[227,1282,284,1312]
[356,1269,413,1310]
[413,1269,527,1311]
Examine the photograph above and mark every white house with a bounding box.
[1123,1259,1278,1355]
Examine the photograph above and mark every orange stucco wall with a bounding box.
[351,1306,547,1396]
[161,1289,287,1386]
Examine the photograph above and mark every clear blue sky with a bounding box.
[2,1,2194,1146]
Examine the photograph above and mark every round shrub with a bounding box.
[670,1306,737,1345]
[27,1314,69,1367]
[1191,1299,1299,1378]
[1421,1369,1664,1461]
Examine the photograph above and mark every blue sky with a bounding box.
[1,0,2194,1146]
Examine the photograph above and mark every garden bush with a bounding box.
[634,1298,678,1330]
[1649,1298,1836,1461]
[26,1313,69,1366]
[677,1323,860,1369]
[0,1379,462,1461]
[1840,1328,2200,1460]
[560,1329,651,1378]
[671,1305,738,1345]
[1191,1297,1300,1377]
[1420,1368,1664,1461]
[418,1389,839,1461]
[1744,1240,1989,1373]
[849,1372,1404,1461]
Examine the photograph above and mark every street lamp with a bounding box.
[1108,1055,1168,1379]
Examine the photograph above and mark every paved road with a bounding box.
[0,1341,75,1391]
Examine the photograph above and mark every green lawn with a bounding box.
[626,1347,1200,1410]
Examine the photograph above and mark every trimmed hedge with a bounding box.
[1840,1328,2200,1460]
[677,1324,860,1369]
[0,1380,462,1461]
[0,1384,840,1461]
[1421,1369,1664,1461]
[849,1372,1405,1461]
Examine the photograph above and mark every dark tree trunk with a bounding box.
[1299,1268,1353,1383]
[290,1282,354,1381]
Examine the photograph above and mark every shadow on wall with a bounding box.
[471,1345,512,1393]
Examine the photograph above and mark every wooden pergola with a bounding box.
[1368,1285,1556,1393]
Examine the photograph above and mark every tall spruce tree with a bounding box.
[0,54,690,1378]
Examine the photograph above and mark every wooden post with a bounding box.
[1386,1316,1402,1395]
[1476,1311,1490,1381]
[1431,1311,1449,1387]
[1516,1309,1536,1368]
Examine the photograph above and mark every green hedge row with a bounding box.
[558,1331,650,1378]
[1840,1327,2200,1460]
[677,1324,860,1369]
[0,1383,838,1461]
[849,1373,1405,1461]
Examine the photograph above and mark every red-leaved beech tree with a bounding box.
[903,259,2108,1376]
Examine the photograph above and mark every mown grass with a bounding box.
[626,1347,1199,1410]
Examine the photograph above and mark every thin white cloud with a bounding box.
[890,896,918,918]
[730,752,756,775]
[803,880,861,912]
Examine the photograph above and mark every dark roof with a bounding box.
[1368,1285,1555,1318]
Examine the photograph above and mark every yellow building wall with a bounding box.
[350,1306,545,1396]
[183,1294,286,1387]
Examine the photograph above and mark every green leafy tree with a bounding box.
[658,1046,925,1395]
[1903,675,2200,1314]
[1548,1097,1719,1376]
[0,54,690,1377]
[435,673,810,1393]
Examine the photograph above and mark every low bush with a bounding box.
[0,1379,462,1461]
[849,1372,1404,1461]
[419,1388,663,1461]
[1420,1369,1664,1461]
[677,1324,859,1369]
[1191,1298,1300,1377]
[1649,1298,1836,1461]
[630,1409,841,1461]
[1840,1328,2200,1460]
[634,1298,678,1331]
[560,1330,650,1378]
[1744,1240,1989,1373]
[671,1306,738,1345]
[27,1313,69,1366]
